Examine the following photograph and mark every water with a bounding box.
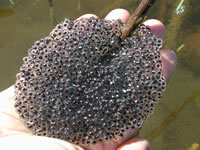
[0,0,200,149]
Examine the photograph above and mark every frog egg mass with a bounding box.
[14,17,166,145]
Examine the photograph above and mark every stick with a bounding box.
[120,0,155,40]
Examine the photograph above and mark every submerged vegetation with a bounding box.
[176,44,185,53]
[164,0,189,50]
[175,0,185,15]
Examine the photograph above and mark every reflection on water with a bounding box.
[0,0,199,149]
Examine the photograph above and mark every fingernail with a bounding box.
[105,9,130,22]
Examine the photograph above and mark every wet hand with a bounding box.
[0,9,176,150]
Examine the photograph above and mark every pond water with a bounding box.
[0,0,199,149]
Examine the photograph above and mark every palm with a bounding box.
[0,9,176,150]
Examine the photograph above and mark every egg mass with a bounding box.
[14,17,166,145]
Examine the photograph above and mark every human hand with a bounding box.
[0,9,177,150]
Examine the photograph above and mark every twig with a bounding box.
[120,0,155,40]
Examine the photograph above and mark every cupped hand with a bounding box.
[0,9,177,150]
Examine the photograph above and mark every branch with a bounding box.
[120,0,155,40]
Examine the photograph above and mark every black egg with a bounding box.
[14,17,166,145]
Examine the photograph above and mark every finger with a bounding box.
[143,20,177,83]
[117,138,150,150]
[143,19,166,39]
[76,14,98,20]
[105,8,131,23]
[160,49,177,83]
[76,9,131,22]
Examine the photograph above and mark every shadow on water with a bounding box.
[0,0,200,149]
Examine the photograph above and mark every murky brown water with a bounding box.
[0,0,200,149]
